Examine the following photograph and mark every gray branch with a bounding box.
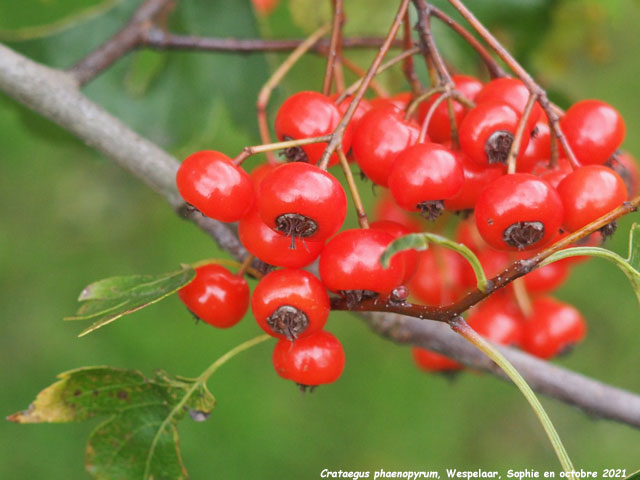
[1,41,639,429]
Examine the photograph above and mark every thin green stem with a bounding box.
[144,335,271,478]
[451,317,575,476]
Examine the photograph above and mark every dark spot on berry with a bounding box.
[599,221,618,241]
[267,305,309,341]
[275,213,318,249]
[338,289,378,309]
[417,200,445,221]
[530,125,539,139]
[487,218,494,225]
[485,130,514,165]
[502,221,545,250]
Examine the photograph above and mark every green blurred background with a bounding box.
[2,0,640,477]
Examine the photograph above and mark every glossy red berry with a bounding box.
[466,294,524,347]
[522,260,569,294]
[475,78,543,123]
[178,264,249,328]
[258,162,347,242]
[251,269,330,340]
[417,74,483,143]
[408,247,466,306]
[560,99,625,165]
[443,149,505,212]
[176,150,254,222]
[556,165,628,233]
[319,228,405,295]
[369,92,412,111]
[352,106,420,186]
[522,297,586,359]
[249,162,279,190]
[388,143,465,219]
[411,347,461,372]
[272,330,346,387]
[529,157,572,189]
[373,192,423,233]
[274,91,352,166]
[459,101,530,167]
[370,220,419,283]
[475,173,563,251]
[238,209,324,269]
[518,120,551,173]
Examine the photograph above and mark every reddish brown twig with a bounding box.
[402,11,422,96]
[323,0,345,95]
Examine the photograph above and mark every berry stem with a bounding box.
[405,86,446,119]
[403,10,423,96]
[143,334,271,479]
[418,91,450,143]
[428,6,507,79]
[506,92,537,174]
[337,47,420,102]
[323,0,345,95]
[236,254,255,278]
[318,0,411,170]
[512,278,533,317]
[256,24,331,164]
[337,150,370,229]
[444,0,581,169]
[340,57,389,98]
[450,317,576,476]
[233,135,332,165]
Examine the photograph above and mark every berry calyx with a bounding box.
[459,101,530,167]
[272,330,346,387]
[252,269,330,340]
[176,150,254,222]
[238,209,324,269]
[178,264,249,328]
[474,173,563,251]
[258,162,347,242]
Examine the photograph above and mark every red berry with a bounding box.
[352,106,420,186]
[417,74,483,143]
[251,269,330,340]
[272,331,346,386]
[249,162,279,190]
[370,220,419,283]
[319,228,405,295]
[176,150,254,222]
[459,101,530,167]
[274,91,351,166]
[518,120,551,172]
[388,143,465,219]
[529,157,572,189]
[556,165,628,233]
[238,209,324,269]
[522,297,586,359]
[560,99,625,165]
[475,78,543,124]
[373,191,423,233]
[258,162,347,242]
[522,260,569,294]
[466,294,524,347]
[408,247,466,306]
[411,347,461,372]
[460,248,510,291]
[370,92,412,111]
[178,264,249,328]
[332,94,372,131]
[444,149,506,212]
[475,173,563,251]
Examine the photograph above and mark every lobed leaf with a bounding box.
[8,367,215,480]
[66,266,195,337]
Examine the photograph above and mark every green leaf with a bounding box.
[66,266,195,337]
[8,367,214,480]
[380,233,489,292]
[541,223,640,307]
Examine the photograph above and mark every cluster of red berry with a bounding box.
[175,76,637,387]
